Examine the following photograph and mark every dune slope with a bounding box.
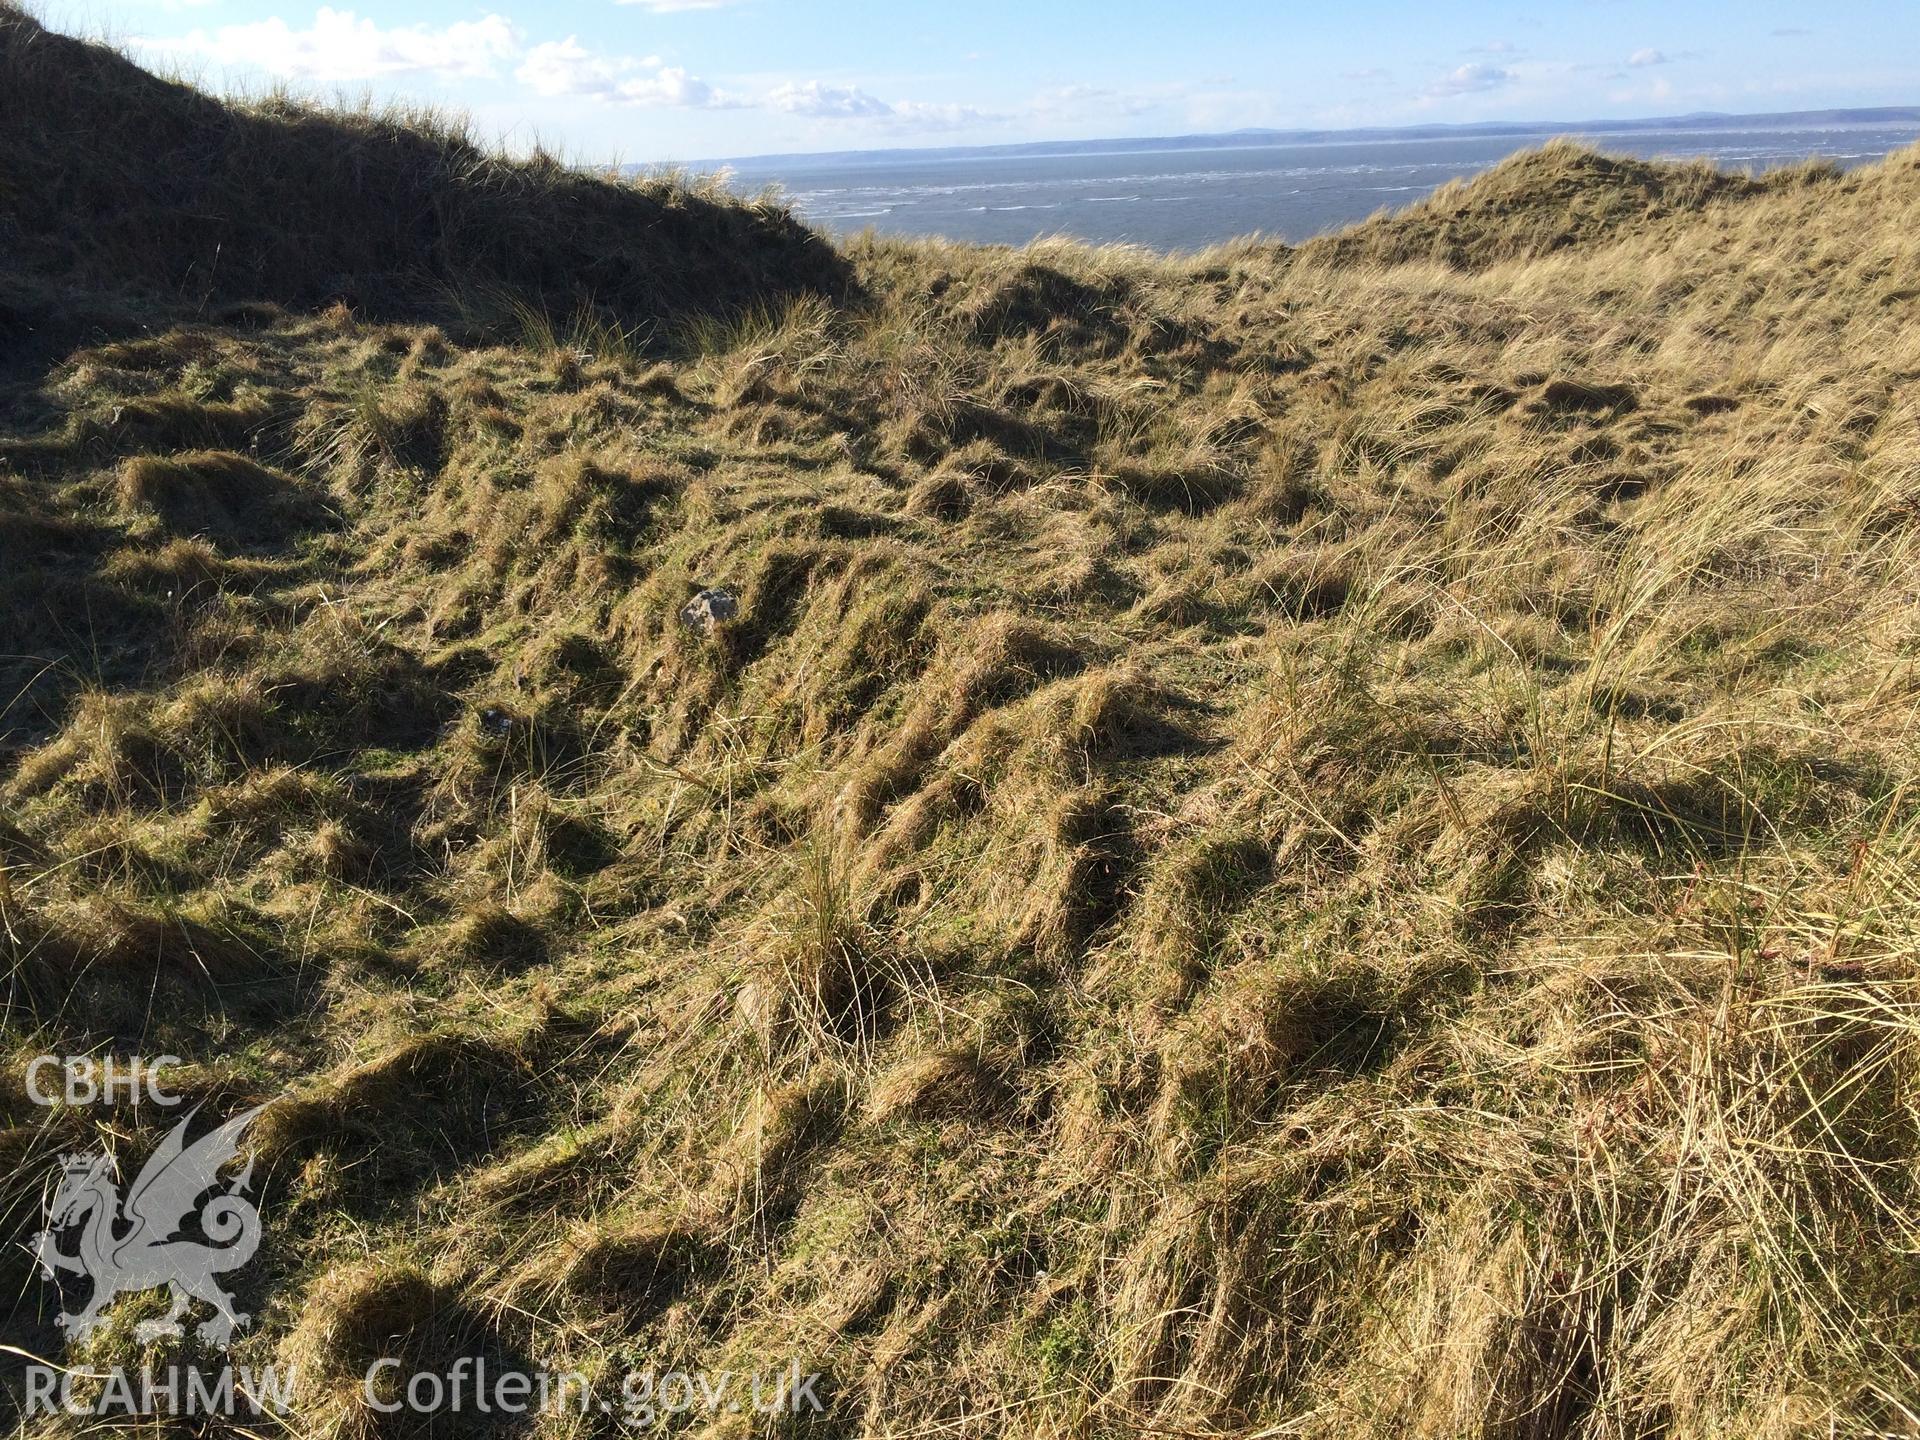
[3,16,1920,1438]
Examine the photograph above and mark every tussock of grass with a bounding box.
[4,20,1920,1438]
[115,450,326,541]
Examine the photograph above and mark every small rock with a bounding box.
[735,981,778,1038]
[678,586,739,634]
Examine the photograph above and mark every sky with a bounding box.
[40,0,1920,163]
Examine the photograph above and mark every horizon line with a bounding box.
[660,101,1920,173]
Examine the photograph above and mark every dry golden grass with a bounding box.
[4,20,1920,1439]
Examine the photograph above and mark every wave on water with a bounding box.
[754,123,1920,249]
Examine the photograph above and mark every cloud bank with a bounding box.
[516,36,743,107]
[1426,62,1513,97]
[148,7,519,82]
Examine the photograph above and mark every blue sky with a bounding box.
[45,0,1920,162]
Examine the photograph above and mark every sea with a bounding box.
[720,124,1920,253]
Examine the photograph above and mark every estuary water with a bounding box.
[721,124,1920,252]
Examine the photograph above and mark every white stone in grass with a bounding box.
[678,586,738,634]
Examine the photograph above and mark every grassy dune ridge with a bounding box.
[4,9,1920,1436]
[0,5,845,339]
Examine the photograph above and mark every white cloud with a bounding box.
[1425,62,1513,97]
[148,10,748,106]
[515,35,743,107]
[147,9,1006,136]
[1629,47,1669,67]
[147,7,519,81]
[888,99,998,131]
[1029,83,1163,121]
[621,64,727,106]
[758,80,1004,131]
[515,36,620,95]
[767,80,892,118]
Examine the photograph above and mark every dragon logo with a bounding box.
[33,1105,266,1348]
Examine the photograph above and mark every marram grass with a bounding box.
[4,7,1920,1436]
